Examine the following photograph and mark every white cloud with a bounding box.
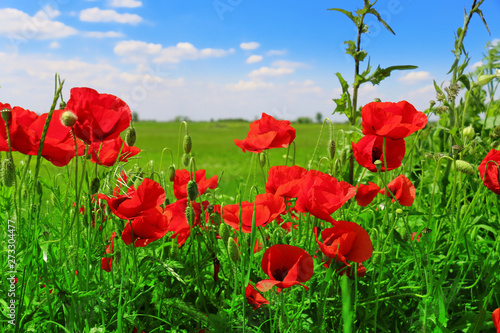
[0,7,77,42]
[114,40,162,62]
[249,66,295,78]
[246,55,262,64]
[240,42,260,50]
[109,0,142,8]
[267,49,287,56]
[288,80,322,94]
[84,31,125,38]
[225,80,275,92]
[49,41,60,49]
[398,71,432,84]
[80,7,142,25]
[271,60,308,68]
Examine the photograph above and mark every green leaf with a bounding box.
[336,72,349,93]
[457,74,470,90]
[327,8,358,26]
[367,8,395,35]
[475,8,490,35]
[366,65,418,85]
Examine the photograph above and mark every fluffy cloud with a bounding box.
[249,66,295,78]
[225,80,275,92]
[109,0,142,8]
[398,71,432,84]
[240,42,260,50]
[114,40,234,63]
[271,60,308,68]
[288,80,322,94]
[0,7,77,42]
[49,41,60,49]
[267,49,287,56]
[84,31,125,38]
[246,55,263,64]
[80,7,143,25]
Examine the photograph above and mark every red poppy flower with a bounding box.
[0,106,84,166]
[493,308,500,333]
[256,244,314,292]
[234,113,296,153]
[276,170,355,223]
[166,198,208,247]
[101,231,117,272]
[99,178,166,220]
[314,221,373,265]
[222,193,286,233]
[265,165,307,195]
[355,182,380,206]
[411,232,421,242]
[361,100,428,139]
[379,174,415,206]
[352,135,406,172]
[246,283,269,310]
[173,169,218,199]
[90,136,140,167]
[478,149,500,195]
[121,206,170,247]
[65,87,131,144]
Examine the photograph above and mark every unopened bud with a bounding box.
[218,223,230,242]
[463,125,475,141]
[227,237,239,263]
[475,74,497,87]
[183,135,192,154]
[187,180,198,201]
[1,108,12,122]
[167,165,176,182]
[328,139,336,159]
[185,205,194,227]
[124,127,136,147]
[429,100,436,108]
[373,98,381,103]
[259,153,266,168]
[455,160,474,175]
[90,177,100,195]
[182,153,190,167]
[395,208,404,215]
[60,111,78,127]
[1,158,15,187]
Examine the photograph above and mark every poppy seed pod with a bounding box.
[455,160,475,176]
[60,110,78,127]
[186,180,198,200]
[227,237,239,263]
[1,108,11,122]
[125,127,137,147]
[259,152,266,168]
[183,135,192,154]
[167,165,176,182]
[1,158,15,187]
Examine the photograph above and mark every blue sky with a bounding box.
[0,0,498,122]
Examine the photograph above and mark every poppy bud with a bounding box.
[227,237,239,263]
[167,165,175,182]
[455,160,474,176]
[125,127,137,147]
[373,98,381,102]
[183,135,192,154]
[462,125,475,141]
[60,111,78,127]
[182,153,190,167]
[185,206,194,227]
[395,208,403,214]
[187,180,198,201]
[1,108,11,122]
[219,222,230,242]
[90,177,100,195]
[259,153,266,168]
[1,158,15,187]
[328,139,336,159]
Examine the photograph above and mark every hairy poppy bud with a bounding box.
[185,205,194,227]
[60,111,78,127]
[463,125,475,141]
[227,237,239,263]
[218,222,230,242]
[125,127,136,147]
[187,180,198,200]
[328,139,336,159]
[1,108,11,122]
[259,153,266,168]
[1,158,15,187]
[90,177,100,195]
[182,153,190,167]
[167,165,176,182]
[455,160,474,175]
[183,135,192,154]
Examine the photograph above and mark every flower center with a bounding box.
[372,147,382,164]
[273,266,289,280]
